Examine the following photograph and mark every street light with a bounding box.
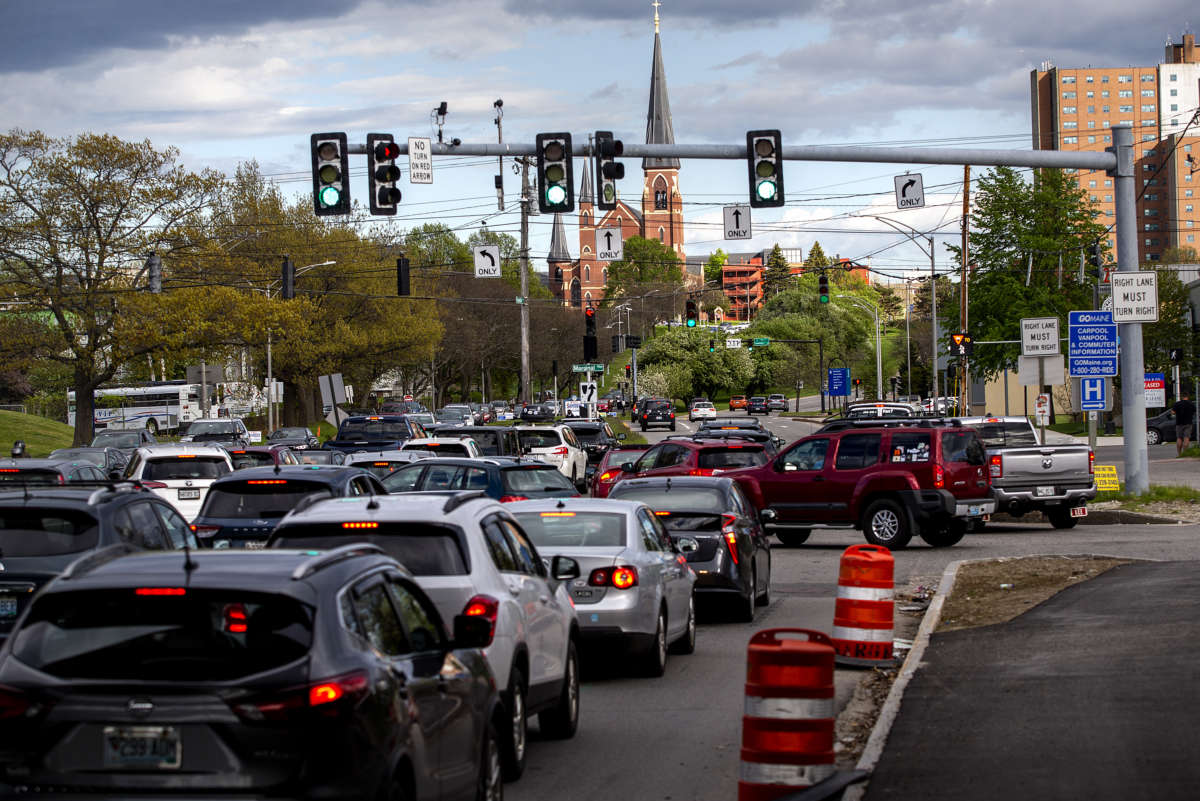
[265,259,335,432]
[837,294,883,401]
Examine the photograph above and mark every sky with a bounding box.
[3,0,1197,284]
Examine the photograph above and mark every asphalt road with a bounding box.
[507,519,1200,801]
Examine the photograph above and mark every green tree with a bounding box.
[602,236,683,301]
[763,244,791,296]
[704,248,727,286]
[805,241,830,269]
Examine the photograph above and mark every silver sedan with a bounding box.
[508,498,697,676]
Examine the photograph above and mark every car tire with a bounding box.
[919,520,967,547]
[641,608,668,677]
[775,529,811,546]
[477,718,503,801]
[1147,428,1162,446]
[670,595,696,655]
[755,555,771,606]
[739,568,757,622]
[500,667,527,781]
[862,498,913,549]
[1047,508,1080,529]
[670,423,676,431]
[538,639,579,739]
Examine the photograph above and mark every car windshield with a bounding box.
[410,414,437,425]
[977,422,1040,448]
[230,451,275,469]
[0,509,100,556]
[518,430,563,449]
[698,446,768,469]
[11,589,313,681]
[268,428,309,441]
[569,427,604,444]
[143,456,229,481]
[502,467,576,493]
[608,485,728,514]
[436,411,469,422]
[336,420,410,440]
[0,469,62,485]
[91,432,140,448]
[511,511,627,548]
[201,480,333,519]
[188,421,239,436]
[269,523,469,576]
[49,449,105,466]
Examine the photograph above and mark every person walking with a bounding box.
[1171,392,1196,456]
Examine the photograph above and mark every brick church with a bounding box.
[547,7,690,307]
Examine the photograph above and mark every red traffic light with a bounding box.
[585,307,595,318]
[375,141,401,160]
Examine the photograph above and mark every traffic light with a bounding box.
[746,130,784,208]
[536,132,574,213]
[397,256,410,297]
[594,130,624,211]
[626,364,632,379]
[584,306,597,336]
[583,306,597,360]
[310,132,350,216]
[281,257,295,300]
[686,300,698,328]
[818,273,830,304]
[1088,239,1103,270]
[612,335,621,353]
[366,133,402,215]
[709,340,715,353]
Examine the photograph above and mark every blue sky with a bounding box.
[3,0,1195,282]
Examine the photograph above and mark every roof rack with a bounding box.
[443,490,491,514]
[60,542,139,580]
[291,543,386,581]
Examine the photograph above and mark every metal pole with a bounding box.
[1112,124,1148,494]
[874,307,883,401]
[266,333,273,432]
[818,337,825,413]
[931,239,939,407]
[519,158,532,405]
[200,361,208,419]
[905,281,912,397]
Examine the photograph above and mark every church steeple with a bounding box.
[579,154,593,206]
[643,3,679,170]
[547,213,572,265]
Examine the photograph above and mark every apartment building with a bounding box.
[1030,34,1200,263]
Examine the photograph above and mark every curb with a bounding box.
[991,509,1184,526]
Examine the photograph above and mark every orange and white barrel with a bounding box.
[831,544,895,667]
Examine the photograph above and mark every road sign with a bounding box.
[894,173,925,209]
[1021,317,1060,357]
[1144,372,1166,408]
[1068,310,1118,377]
[407,137,433,184]
[752,337,770,347]
[828,368,850,397]
[1035,393,1051,426]
[725,338,742,350]
[1094,464,1120,492]
[723,205,752,240]
[1018,354,1064,386]
[1110,273,1158,322]
[596,227,624,261]
[1079,377,1106,411]
[625,335,642,348]
[571,363,605,373]
[579,382,597,403]
[473,245,501,278]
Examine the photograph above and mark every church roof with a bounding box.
[643,31,680,170]
[579,156,593,205]
[547,213,573,264]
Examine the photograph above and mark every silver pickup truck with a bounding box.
[957,416,1095,529]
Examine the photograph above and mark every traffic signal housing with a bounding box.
[536,132,574,213]
[818,273,830,304]
[583,306,597,360]
[281,257,295,300]
[746,130,784,208]
[397,256,410,297]
[366,133,402,215]
[626,364,632,378]
[685,300,698,328]
[595,130,625,211]
[708,339,715,353]
[311,132,350,216]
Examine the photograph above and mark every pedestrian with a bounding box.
[1171,392,1196,456]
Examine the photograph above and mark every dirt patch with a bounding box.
[1090,500,1200,523]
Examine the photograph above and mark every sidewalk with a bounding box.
[858,560,1200,801]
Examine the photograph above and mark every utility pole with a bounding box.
[959,165,971,412]
[930,238,939,406]
[518,157,532,405]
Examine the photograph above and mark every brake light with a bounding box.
[247,479,287,485]
[498,495,529,503]
[462,595,499,644]
[232,671,369,722]
[342,522,379,529]
[989,454,1002,479]
[724,532,740,564]
[373,462,390,467]
[139,480,167,489]
[688,468,717,476]
[191,524,221,539]
[136,587,186,596]
[654,510,671,516]
[541,511,576,517]
[588,566,639,588]
[1089,450,1094,475]
[230,450,246,455]
[223,603,248,634]
[933,464,945,489]
[552,446,568,456]
[669,412,675,418]
[175,454,197,458]
[0,469,18,473]
[598,470,616,482]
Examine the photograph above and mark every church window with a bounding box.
[602,267,608,284]
[585,265,591,282]
[658,227,665,242]
[570,280,581,307]
[655,191,667,209]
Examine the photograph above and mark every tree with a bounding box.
[763,244,791,296]
[704,249,727,286]
[602,236,683,301]
[805,241,830,269]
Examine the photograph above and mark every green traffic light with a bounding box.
[546,185,567,206]
[686,319,696,328]
[756,180,778,201]
[603,185,616,203]
[819,294,829,304]
[318,186,341,207]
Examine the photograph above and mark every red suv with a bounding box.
[728,423,994,549]
[609,437,770,489]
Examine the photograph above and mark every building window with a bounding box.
[585,291,593,304]
[1143,164,1155,172]
[1088,136,1097,143]
[1063,106,1077,114]
[1104,194,1112,202]
[1118,105,1133,112]
[1169,73,1178,82]
[1101,76,1109,83]
[1148,254,1160,261]
[658,226,665,242]
[554,267,562,280]
[1101,90,1110,97]
[1170,89,1178,96]
[1085,75,1094,83]
[1141,74,1154,82]
[1090,195,1098,202]
[1171,104,1179,111]
[1101,105,1110,112]
[1086,91,1095,98]
[1142,89,1155,97]
[1104,135,1112,143]
[1189,235,1196,243]
[1142,134,1155,142]
[1117,75,1132,83]
[1061,75,1076,84]
[584,265,590,282]
[1063,121,1077,128]
[1062,136,1078,144]
[1145,239,1152,247]
[1141,105,1155,112]
[654,190,667,209]
[1186,205,1194,212]
[1088,180,1097,188]
[1118,90,1133,98]
[1086,105,1095,113]
[1062,91,1076,99]
[570,280,581,307]
[1143,120,1156,127]
[1186,145,1193,152]
[581,212,588,226]
[1087,121,1095,128]
[1186,190,1194,197]
[1105,179,1112,187]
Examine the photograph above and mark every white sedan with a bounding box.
[688,401,718,422]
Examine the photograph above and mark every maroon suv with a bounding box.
[728,423,995,549]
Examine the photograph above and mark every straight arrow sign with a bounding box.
[596,227,624,261]
[723,204,752,240]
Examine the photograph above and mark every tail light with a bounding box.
[190,524,222,539]
[139,480,168,489]
[462,595,499,645]
[498,495,529,503]
[232,671,369,722]
[688,468,721,476]
[989,454,1002,479]
[933,464,945,489]
[721,514,740,564]
[223,603,248,634]
[597,470,617,482]
[1089,450,1094,475]
[552,446,569,457]
[588,566,639,589]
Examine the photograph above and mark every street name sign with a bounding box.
[473,245,501,278]
[1020,317,1060,356]
[596,228,624,261]
[723,205,752,240]
[572,363,605,373]
[1110,273,1158,322]
[752,337,770,347]
[407,137,433,184]
[893,173,925,209]
[1068,310,1118,377]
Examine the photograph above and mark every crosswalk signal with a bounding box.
[686,300,698,328]
[536,133,574,213]
[367,133,402,215]
[952,332,973,357]
[818,273,830,304]
[595,130,625,211]
[746,130,784,208]
[397,256,410,297]
[310,132,350,216]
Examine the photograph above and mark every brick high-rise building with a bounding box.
[1030,33,1200,263]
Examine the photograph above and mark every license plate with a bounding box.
[102,726,180,769]
[1035,485,1055,497]
[177,489,200,500]
[968,505,983,516]
[573,589,594,599]
[1070,506,1088,518]
[0,597,16,618]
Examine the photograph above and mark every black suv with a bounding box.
[639,399,677,432]
[450,426,524,457]
[190,465,388,549]
[0,546,504,800]
[0,484,197,639]
[381,456,580,501]
[48,447,130,478]
[90,428,157,456]
[323,415,429,455]
[0,458,111,485]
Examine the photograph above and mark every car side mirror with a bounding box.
[781,462,798,472]
[617,433,626,441]
[620,462,635,472]
[760,508,778,523]
[551,555,581,581]
[452,614,494,650]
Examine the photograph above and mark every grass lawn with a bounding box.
[1096,484,1200,507]
[0,409,76,457]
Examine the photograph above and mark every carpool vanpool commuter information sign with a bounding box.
[1068,311,1118,377]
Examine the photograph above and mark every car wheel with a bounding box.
[775,529,811,546]
[919,520,967,547]
[1047,508,1080,529]
[862,498,913,549]
[500,667,527,781]
[477,719,503,801]
[670,595,696,655]
[755,554,771,606]
[1147,428,1162,446]
[739,568,757,622]
[641,608,668,677]
[538,639,579,739]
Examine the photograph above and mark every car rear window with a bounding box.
[518,430,563,449]
[11,589,313,681]
[608,486,727,514]
[295,452,339,465]
[93,432,140,449]
[0,509,100,556]
[502,467,576,493]
[202,480,334,519]
[230,451,275,469]
[336,421,410,440]
[977,422,1039,448]
[403,443,471,456]
[569,427,604,444]
[511,511,627,548]
[0,469,61,485]
[888,432,931,463]
[143,457,229,481]
[463,430,501,455]
[269,523,469,576]
[698,446,767,469]
[348,460,411,479]
[941,431,986,465]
